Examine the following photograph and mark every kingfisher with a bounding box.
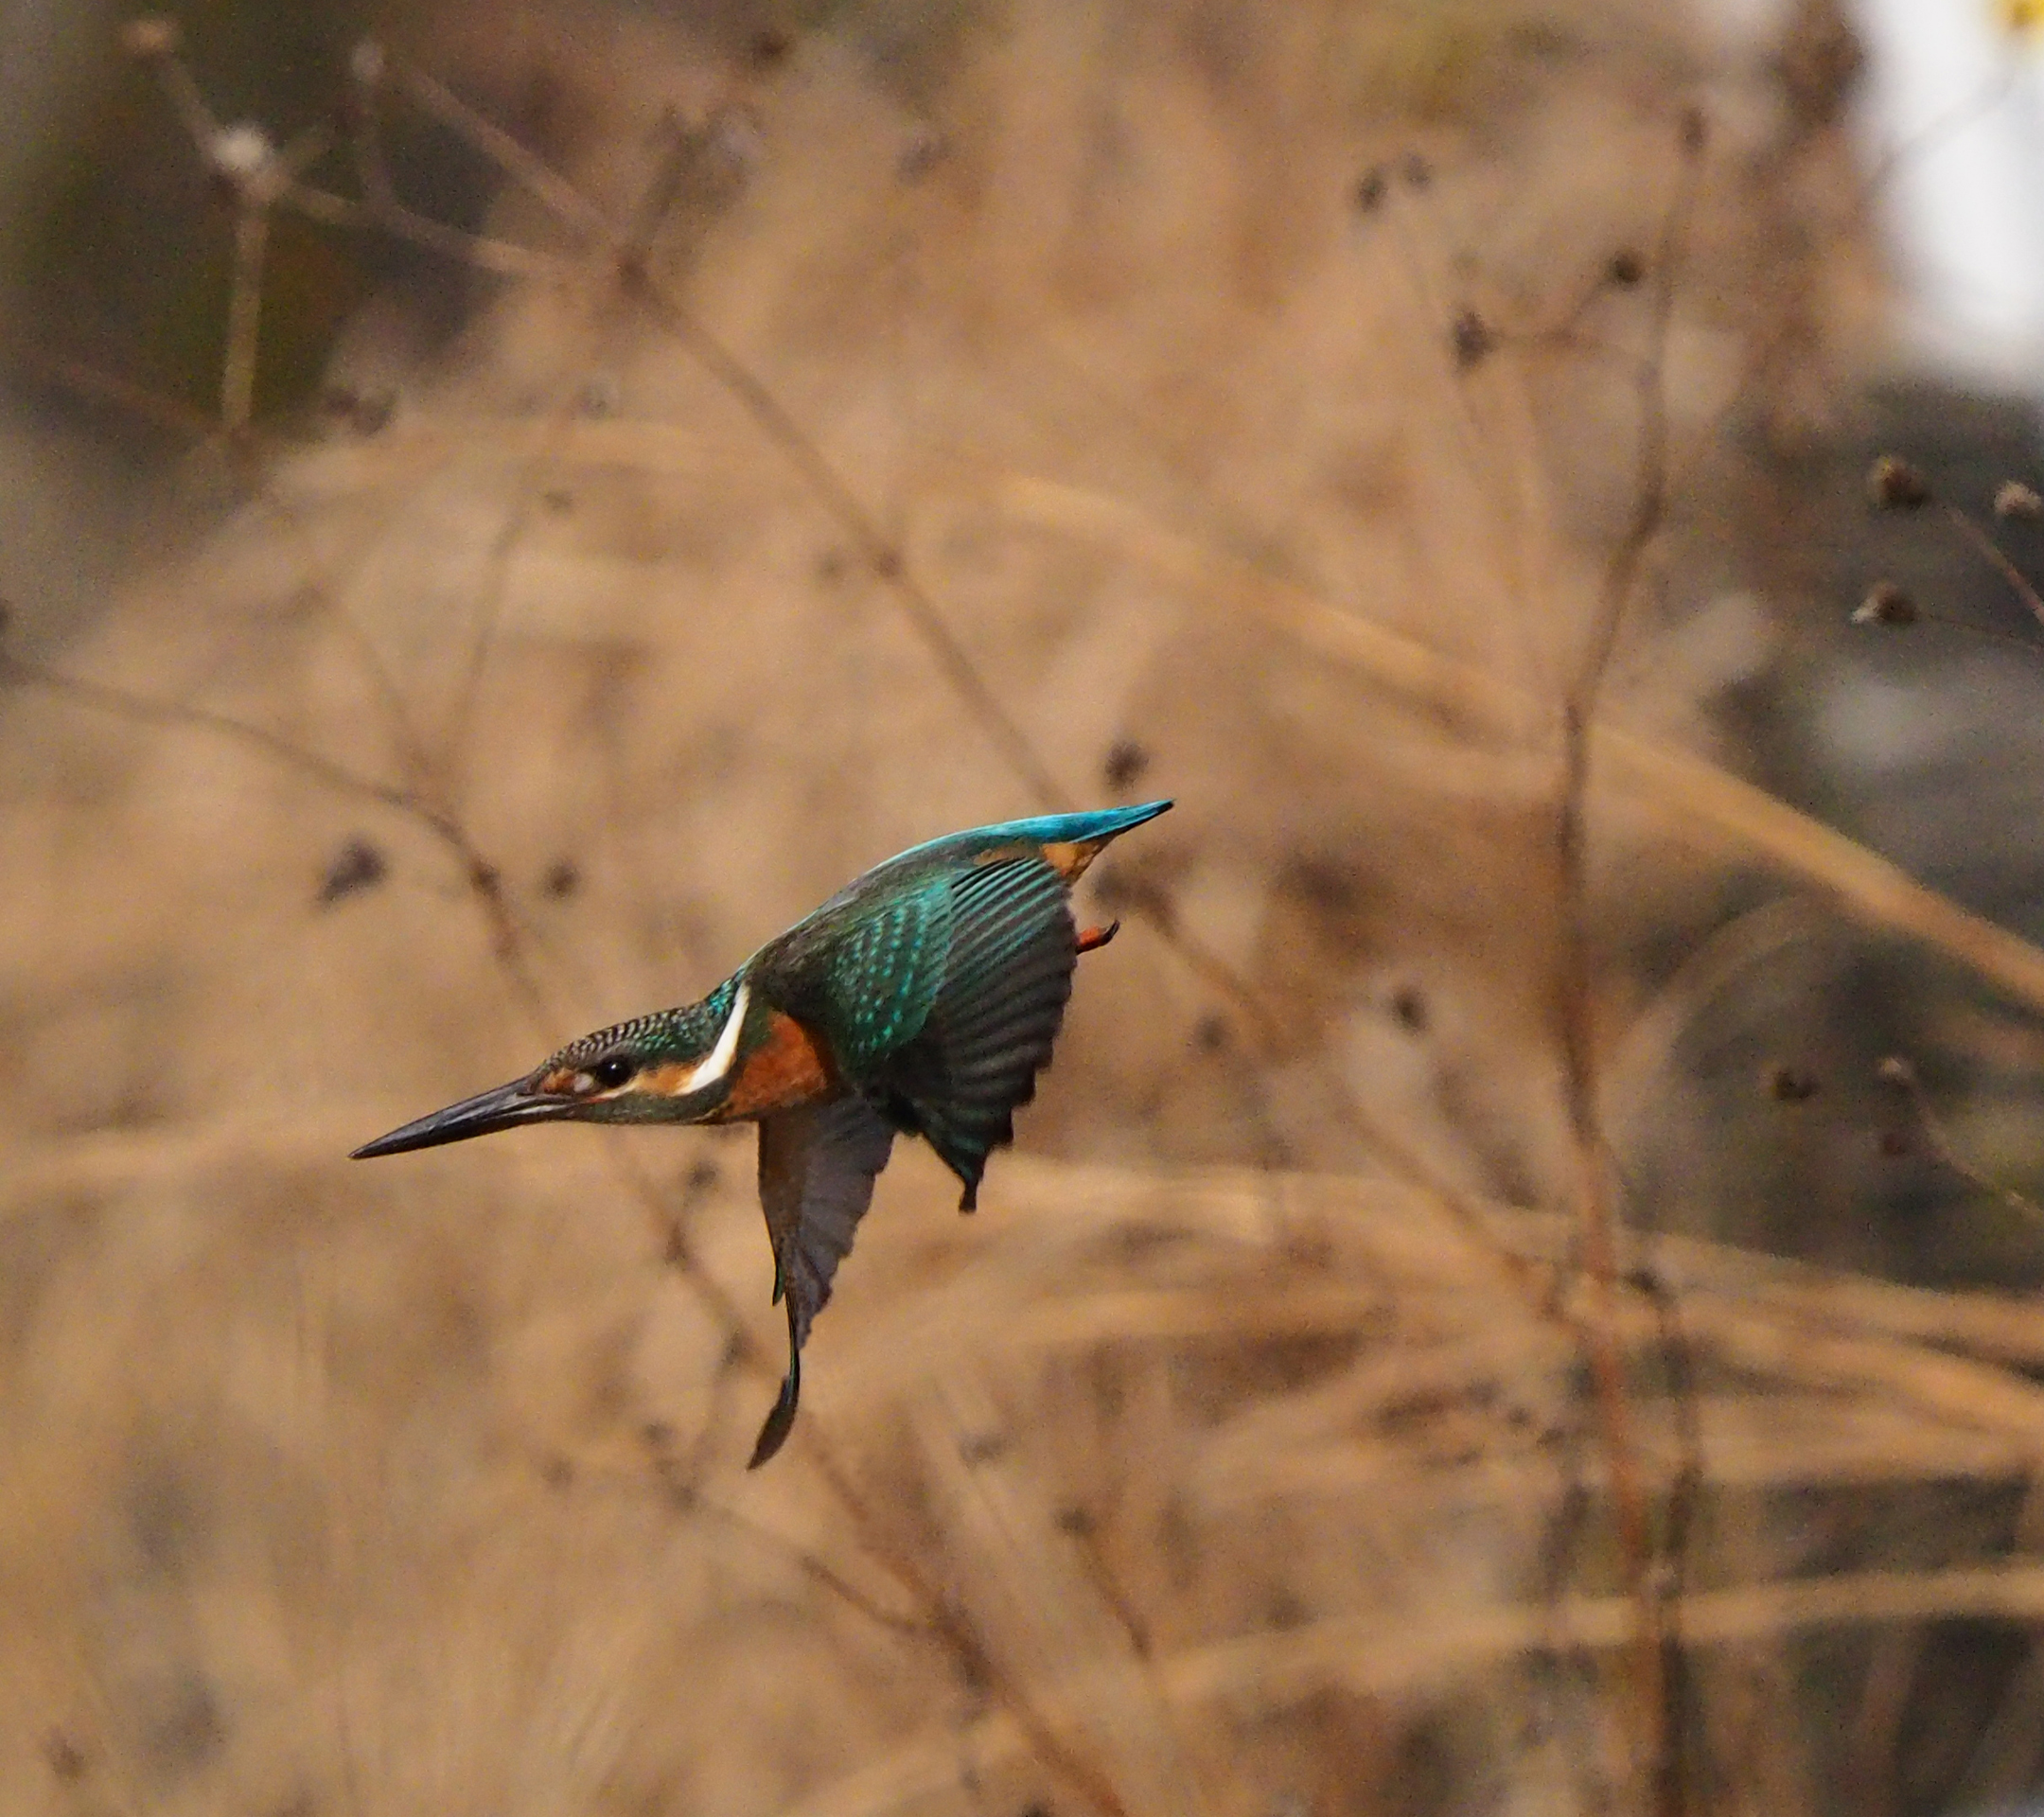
[352,801,1172,1466]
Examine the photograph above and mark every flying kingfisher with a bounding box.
[352,801,1172,1466]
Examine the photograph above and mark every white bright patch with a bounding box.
[681,981,750,1092]
[1850,0,2044,387]
[208,122,275,182]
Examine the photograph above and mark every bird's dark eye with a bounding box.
[589,1055,635,1090]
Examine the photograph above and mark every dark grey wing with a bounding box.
[748,1092,897,1468]
[872,856,1078,1211]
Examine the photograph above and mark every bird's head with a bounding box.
[350,979,753,1158]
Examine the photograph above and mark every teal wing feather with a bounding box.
[871,855,1077,1209]
[820,879,952,1076]
[749,1093,897,1468]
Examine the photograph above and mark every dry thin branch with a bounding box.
[344,40,398,211]
[282,184,573,278]
[1,337,218,438]
[1549,117,1706,1808]
[220,196,269,433]
[1853,593,2044,656]
[238,487,442,801]
[1678,1296,2044,1445]
[621,273,1071,811]
[1472,1198,2044,1377]
[1864,65,2019,196]
[0,647,550,998]
[220,126,343,431]
[3,650,426,826]
[390,59,613,244]
[645,1458,935,1643]
[1937,499,2044,636]
[911,1371,1208,1817]
[437,378,613,796]
[1876,1055,2044,1226]
[1634,1262,1704,1813]
[135,26,220,150]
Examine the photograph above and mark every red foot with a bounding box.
[1076,919,1120,955]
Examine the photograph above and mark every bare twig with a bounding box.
[0,647,543,996]
[621,273,1070,809]
[129,19,220,150]
[4,650,424,825]
[1632,1261,1704,1817]
[391,59,613,244]
[282,184,572,278]
[645,1455,934,1642]
[1937,501,2044,637]
[238,487,441,799]
[1548,108,1706,1806]
[220,202,270,433]
[1877,1055,2044,1226]
[344,39,398,212]
[0,337,218,439]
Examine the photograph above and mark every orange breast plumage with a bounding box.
[712,1010,837,1121]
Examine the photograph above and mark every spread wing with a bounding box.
[749,1092,897,1468]
[817,881,951,1077]
[871,855,1078,1210]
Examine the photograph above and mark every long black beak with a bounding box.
[350,1078,572,1158]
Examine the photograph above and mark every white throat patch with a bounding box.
[681,981,750,1092]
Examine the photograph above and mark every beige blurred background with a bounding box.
[8,1,2044,1811]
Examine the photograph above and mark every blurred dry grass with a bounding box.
[17,1134,2044,1813]
[6,0,2044,1810]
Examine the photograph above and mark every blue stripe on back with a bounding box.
[889,800,1172,864]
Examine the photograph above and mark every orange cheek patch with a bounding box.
[639,1060,704,1099]
[715,1012,837,1120]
